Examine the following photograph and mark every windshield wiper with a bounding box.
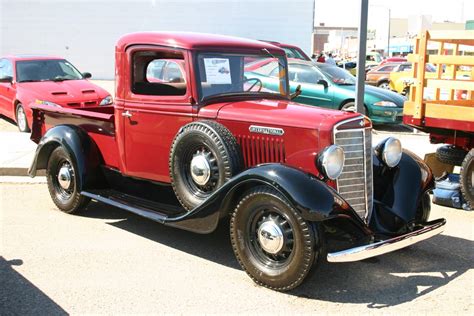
[18,80,39,83]
[53,76,66,82]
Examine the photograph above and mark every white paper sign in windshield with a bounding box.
[204,58,231,84]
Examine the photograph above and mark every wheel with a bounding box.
[377,80,390,89]
[16,103,30,133]
[436,145,467,166]
[230,186,318,291]
[46,147,90,213]
[169,120,243,210]
[340,101,367,116]
[460,149,474,208]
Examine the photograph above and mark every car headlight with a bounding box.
[99,95,113,106]
[316,145,345,180]
[375,137,402,168]
[35,99,62,107]
[373,101,398,107]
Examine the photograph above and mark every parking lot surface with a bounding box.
[0,181,473,314]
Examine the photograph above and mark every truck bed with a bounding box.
[30,104,120,169]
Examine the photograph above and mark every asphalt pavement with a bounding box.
[0,80,472,314]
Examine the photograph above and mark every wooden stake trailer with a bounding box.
[403,30,474,207]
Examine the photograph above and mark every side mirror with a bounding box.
[0,76,13,83]
[290,84,302,100]
[317,79,328,88]
[82,72,92,79]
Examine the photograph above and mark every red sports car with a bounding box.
[0,56,112,132]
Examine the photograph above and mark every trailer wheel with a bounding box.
[460,149,474,209]
[169,121,243,210]
[436,145,467,166]
[230,186,319,291]
[46,146,90,213]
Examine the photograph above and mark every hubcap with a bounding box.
[17,107,26,130]
[57,163,72,190]
[190,152,211,186]
[257,219,284,254]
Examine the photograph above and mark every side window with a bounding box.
[379,65,396,72]
[398,64,412,72]
[131,50,187,96]
[0,59,13,78]
[289,65,322,84]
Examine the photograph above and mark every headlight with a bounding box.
[35,100,62,107]
[373,101,397,107]
[375,137,402,168]
[99,95,113,106]
[317,145,345,180]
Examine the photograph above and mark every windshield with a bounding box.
[318,64,356,85]
[16,59,83,82]
[196,52,288,101]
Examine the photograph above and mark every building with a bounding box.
[0,0,315,79]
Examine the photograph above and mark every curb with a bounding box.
[0,168,45,177]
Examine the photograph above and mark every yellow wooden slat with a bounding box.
[425,103,474,121]
[426,79,474,90]
[403,101,415,116]
[413,31,428,119]
[435,42,445,100]
[428,30,474,41]
[407,54,418,63]
[428,55,474,66]
[425,100,474,106]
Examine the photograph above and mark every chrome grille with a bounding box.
[334,122,373,221]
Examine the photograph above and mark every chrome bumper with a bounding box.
[327,219,446,263]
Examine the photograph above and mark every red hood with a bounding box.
[199,98,363,131]
[18,79,110,106]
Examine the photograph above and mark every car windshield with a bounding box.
[195,52,288,101]
[282,47,308,61]
[318,64,356,85]
[16,59,83,82]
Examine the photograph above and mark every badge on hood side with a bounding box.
[249,125,285,136]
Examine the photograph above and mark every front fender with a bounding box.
[28,124,103,191]
[169,163,368,235]
[370,149,434,234]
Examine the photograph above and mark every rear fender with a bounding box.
[28,124,103,190]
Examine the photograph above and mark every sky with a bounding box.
[314,0,474,27]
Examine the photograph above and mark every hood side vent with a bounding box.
[82,89,95,94]
[237,135,285,167]
[51,91,67,95]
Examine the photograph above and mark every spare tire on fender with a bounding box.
[169,120,243,210]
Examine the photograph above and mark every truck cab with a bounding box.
[29,32,445,291]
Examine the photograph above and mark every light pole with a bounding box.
[355,0,369,114]
[387,8,391,57]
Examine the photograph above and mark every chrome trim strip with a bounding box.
[327,219,446,263]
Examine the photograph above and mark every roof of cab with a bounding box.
[116,32,286,54]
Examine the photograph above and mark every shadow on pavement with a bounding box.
[80,202,472,307]
[373,124,415,134]
[0,257,67,315]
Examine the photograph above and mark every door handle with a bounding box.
[122,110,132,118]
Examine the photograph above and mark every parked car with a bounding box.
[380,57,407,65]
[366,62,405,89]
[389,62,437,94]
[28,32,445,291]
[338,52,383,76]
[248,59,406,124]
[0,56,112,132]
[259,40,312,61]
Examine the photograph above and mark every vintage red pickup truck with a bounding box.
[28,32,446,291]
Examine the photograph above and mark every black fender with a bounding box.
[28,124,103,190]
[370,149,433,235]
[168,163,369,235]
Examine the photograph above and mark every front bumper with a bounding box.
[327,218,446,262]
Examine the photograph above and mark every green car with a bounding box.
[248,59,406,124]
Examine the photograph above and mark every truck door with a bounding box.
[121,47,194,183]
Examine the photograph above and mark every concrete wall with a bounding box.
[0,0,314,79]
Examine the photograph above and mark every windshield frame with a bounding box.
[15,59,84,83]
[193,51,290,104]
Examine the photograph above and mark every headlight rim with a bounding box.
[316,144,345,180]
[375,137,402,168]
[99,95,113,106]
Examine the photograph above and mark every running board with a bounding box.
[81,189,186,224]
